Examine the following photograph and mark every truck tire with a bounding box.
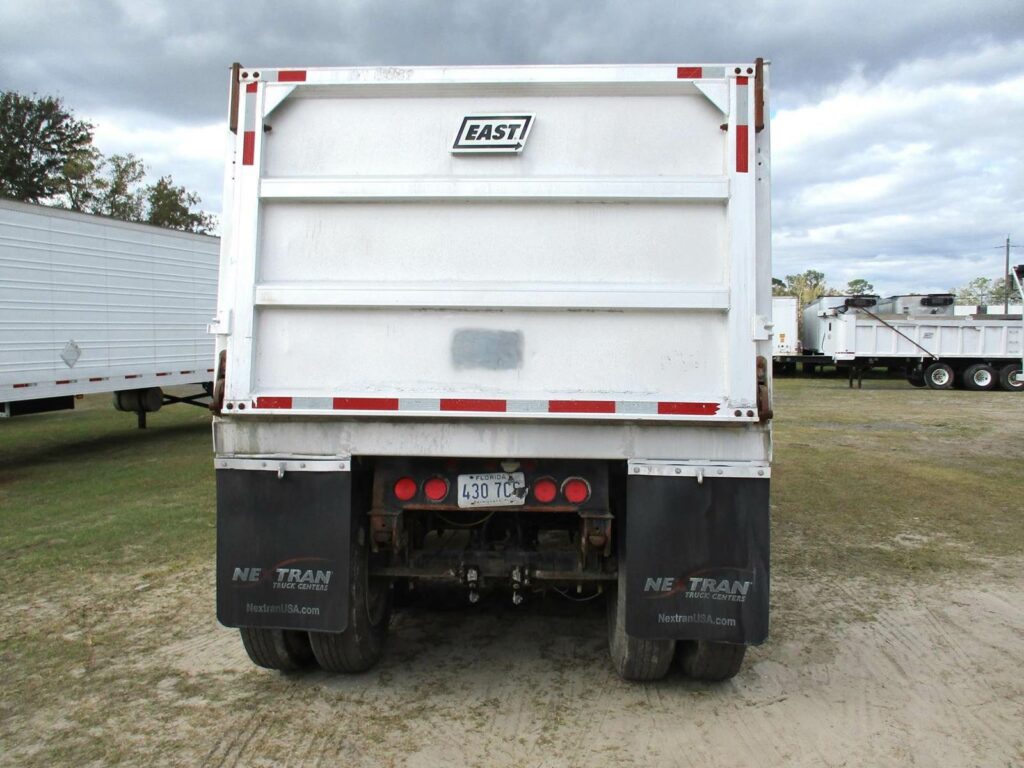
[924,362,954,390]
[998,363,1024,392]
[678,640,746,682]
[308,530,391,673]
[239,628,315,672]
[606,577,675,681]
[962,364,995,391]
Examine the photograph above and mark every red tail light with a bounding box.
[532,478,558,503]
[393,477,418,501]
[562,477,591,504]
[424,477,449,501]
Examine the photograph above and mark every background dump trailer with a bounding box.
[212,62,773,682]
[816,281,1024,391]
[0,200,218,424]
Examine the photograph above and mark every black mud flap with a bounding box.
[216,468,351,632]
[624,474,769,645]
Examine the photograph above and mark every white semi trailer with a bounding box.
[0,200,218,424]
[212,62,774,681]
[771,296,799,357]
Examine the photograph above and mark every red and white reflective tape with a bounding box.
[675,66,726,79]
[735,76,749,173]
[7,370,214,390]
[250,396,721,417]
[240,71,306,166]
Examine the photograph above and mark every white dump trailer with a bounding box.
[815,290,1024,391]
[0,200,218,423]
[213,62,773,681]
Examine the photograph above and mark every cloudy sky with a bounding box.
[2,0,1022,295]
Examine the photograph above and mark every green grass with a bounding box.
[770,376,1024,579]
[0,392,215,583]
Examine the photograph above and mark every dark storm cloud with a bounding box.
[2,0,1023,293]
[3,0,1022,121]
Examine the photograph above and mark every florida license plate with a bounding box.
[457,472,526,508]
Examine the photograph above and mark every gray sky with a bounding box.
[3,0,1022,295]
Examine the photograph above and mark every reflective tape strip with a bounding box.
[276,70,307,82]
[250,397,721,416]
[241,84,257,165]
[676,66,726,79]
[736,76,749,173]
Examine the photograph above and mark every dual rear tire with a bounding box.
[239,527,391,674]
[606,576,746,682]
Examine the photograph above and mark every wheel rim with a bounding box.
[930,368,950,386]
[1009,368,1024,389]
[973,369,993,387]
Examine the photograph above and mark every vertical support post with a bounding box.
[137,411,147,429]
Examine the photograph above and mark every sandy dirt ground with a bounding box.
[6,562,1019,767]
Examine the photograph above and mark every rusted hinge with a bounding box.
[754,58,765,133]
[228,62,242,135]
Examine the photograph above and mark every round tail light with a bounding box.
[532,477,558,503]
[562,477,591,504]
[393,477,418,501]
[424,477,449,501]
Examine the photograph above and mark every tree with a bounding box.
[955,277,993,305]
[145,175,215,234]
[957,276,1018,306]
[783,269,836,308]
[58,144,103,212]
[94,153,146,222]
[845,278,874,296]
[771,277,787,296]
[0,91,95,202]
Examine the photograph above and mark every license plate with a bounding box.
[457,472,526,508]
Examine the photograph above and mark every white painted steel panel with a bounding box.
[215,63,772,456]
[253,308,727,401]
[213,418,772,462]
[771,296,798,356]
[0,200,218,401]
[263,93,726,178]
[259,201,726,286]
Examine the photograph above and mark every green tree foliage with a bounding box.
[955,276,1018,306]
[845,278,874,296]
[93,153,146,222]
[775,270,838,307]
[145,175,215,234]
[1,90,216,233]
[0,91,94,202]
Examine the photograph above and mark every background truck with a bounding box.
[0,199,218,424]
[801,286,1024,391]
[212,62,774,682]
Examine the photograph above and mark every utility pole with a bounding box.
[1006,235,1011,314]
